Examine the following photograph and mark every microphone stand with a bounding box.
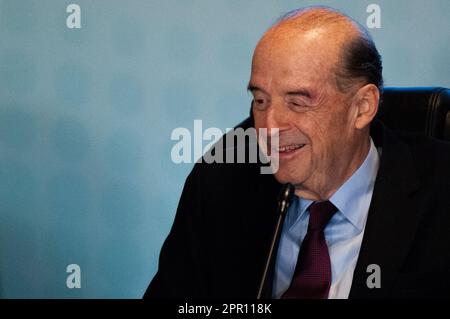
[257,183,295,299]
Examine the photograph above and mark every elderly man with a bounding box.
[145,6,450,299]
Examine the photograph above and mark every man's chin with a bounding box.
[273,170,305,186]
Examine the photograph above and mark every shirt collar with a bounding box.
[285,195,313,228]
[329,137,380,230]
[287,137,380,231]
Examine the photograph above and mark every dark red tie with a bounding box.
[281,200,338,299]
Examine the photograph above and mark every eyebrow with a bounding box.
[247,84,266,94]
[247,83,313,99]
[286,89,312,98]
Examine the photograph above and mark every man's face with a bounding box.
[250,27,359,199]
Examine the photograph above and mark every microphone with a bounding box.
[257,183,295,299]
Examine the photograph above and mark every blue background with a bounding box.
[0,0,449,298]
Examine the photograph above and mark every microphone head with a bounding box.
[278,183,295,204]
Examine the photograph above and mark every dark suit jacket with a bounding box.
[145,119,450,299]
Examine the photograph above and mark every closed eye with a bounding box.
[287,100,311,112]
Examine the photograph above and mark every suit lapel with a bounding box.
[349,122,422,298]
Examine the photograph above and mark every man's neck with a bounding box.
[295,136,372,201]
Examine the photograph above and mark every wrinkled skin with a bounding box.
[249,11,379,200]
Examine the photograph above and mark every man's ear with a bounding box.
[353,84,380,130]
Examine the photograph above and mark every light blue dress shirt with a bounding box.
[272,138,380,299]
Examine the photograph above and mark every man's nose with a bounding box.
[265,101,289,135]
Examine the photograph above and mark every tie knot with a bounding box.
[307,201,337,231]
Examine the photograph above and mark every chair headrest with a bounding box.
[378,87,450,141]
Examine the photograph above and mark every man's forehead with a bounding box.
[253,34,338,78]
[251,55,332,91]
[249,69,329,96]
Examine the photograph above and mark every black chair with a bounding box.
[378,87,450,141]
[239,87,450,142]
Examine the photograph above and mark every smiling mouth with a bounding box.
[277,144,306,153]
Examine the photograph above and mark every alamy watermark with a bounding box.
[366,4,381,29]
[66,264,81,289]
[170,120,279,174]
[66,4,81,29]
[366,264,381,289]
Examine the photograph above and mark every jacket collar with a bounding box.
[349,120,422,298]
